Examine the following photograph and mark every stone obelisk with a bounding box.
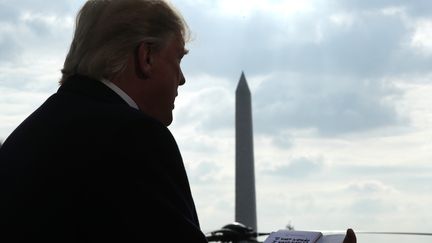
[235,72,257,232]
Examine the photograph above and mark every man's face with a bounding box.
[143,36,187,126]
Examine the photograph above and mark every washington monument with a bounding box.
[235,72,257,232]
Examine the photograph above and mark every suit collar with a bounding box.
[58,75,129,107]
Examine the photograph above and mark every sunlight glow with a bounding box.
[411,19,432,55]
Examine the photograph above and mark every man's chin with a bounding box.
[163,115,173,127]
[164,120,173,127]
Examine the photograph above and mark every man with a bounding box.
[0,0,207,242]
[0,1,357,242]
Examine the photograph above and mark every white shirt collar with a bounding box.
[99,79,139,110]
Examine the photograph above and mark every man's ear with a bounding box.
[135,42,153,79]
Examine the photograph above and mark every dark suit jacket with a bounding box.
[0,75,208,242]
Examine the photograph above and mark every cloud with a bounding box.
[176,0,432,137]
[253,73,406,136]
[181,0,432,79]
[0,35,22,63]
[345,180,398,194]
[173,74,236,133]
[349,197,398,215]
[187,160,224,184]
[339,164,432,177]
[177,72,406,137]
[0,1,74,64]
[334,0,432,17]
[0,2,20,22]
[270,131,294,149]
[2,1,78,16]
[0,86,51,139]
[261,156,324,178]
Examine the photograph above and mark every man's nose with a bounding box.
[179,69,186,85]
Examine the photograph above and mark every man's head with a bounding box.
[60,0,189,83]
[61,0,190,126]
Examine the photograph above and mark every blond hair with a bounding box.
[60,0,189,84]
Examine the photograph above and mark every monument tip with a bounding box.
[237,71,250,92]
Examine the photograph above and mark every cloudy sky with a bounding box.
[1,0,432,242]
